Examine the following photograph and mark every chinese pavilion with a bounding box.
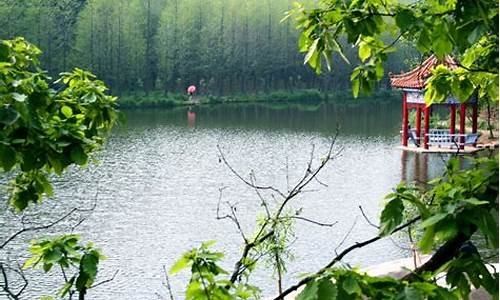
[389,55,478,150]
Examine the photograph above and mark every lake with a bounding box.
[0,100,476,299]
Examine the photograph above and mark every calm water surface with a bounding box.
[1,101,464,299]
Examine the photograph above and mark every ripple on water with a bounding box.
[1,104,451,299]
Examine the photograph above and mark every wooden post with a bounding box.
[459,103,466,149]
[402,92,408,146]
[416,106,421,145]
[450,105,456,134]
[472,103,478,147]
[423,105,430,149]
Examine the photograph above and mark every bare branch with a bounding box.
[334,217,358,255]
[90,270,119,289]
[162,265,175,300]
[2,192,99,250]
[217,144,286,198]
[358,206,379,229]
[1,208,77,250]
[216,188,247,242]
[281,216,337,227]
[225,131,342,284]
[0,262,27,299]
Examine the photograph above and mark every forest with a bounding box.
[0,0,411,96]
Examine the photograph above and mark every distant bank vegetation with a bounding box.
[117,89,401,109]
[0,0,412,98]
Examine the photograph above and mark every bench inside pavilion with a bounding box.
[389,55,479,151]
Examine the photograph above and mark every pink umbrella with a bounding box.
[187,85,197,95]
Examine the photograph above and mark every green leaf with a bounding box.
[0,106,20,125]
[419,213,448,229]
[462,198,489,206]
[352,78,360,98]
[0,43,9,61]
[23,256,40,269]
[170,257,190,275]
[59,277,75,297]
[43,262,53,272]
[395,9,416,31]
[432,22,453,58]
[81,253,98,279]
[11,92,27,102]
[419,227,435,253]
[342,276,360,295]
[70,146,88,166]
[61,106,73,118]
[297,280,319,300]
[0,144,16,171]
[44,248,62,263]
[379,199,404,236]
[472,210,499,249]
[304,38,319,66]
[358,43,371,62]
[397,286,423,300]
[317,278,337,299]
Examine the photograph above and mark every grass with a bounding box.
[117,89,400,109]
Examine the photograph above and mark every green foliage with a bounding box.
[291,0,499,104]
[170,241,260,300]
[23,234,105,299]
[377,156,499,298]
[297,268,458,300]
[379,156,498,251]
[0,37,119,211]
[0,0,411,96]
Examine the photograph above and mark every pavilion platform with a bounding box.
[398,145,483,154]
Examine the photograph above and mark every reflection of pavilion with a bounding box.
[401,151,428,185]
[390,56,479,153]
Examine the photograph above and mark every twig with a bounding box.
[358,206,379,229]
[2,208,77,250]
[216,188,247,242]
[2,192,99,250]
[334,216,358,255]
[90,270,119,289]
[217,145,286,198]
[0,262,27,299]
[285,216,337,227]
[162,265,175,300]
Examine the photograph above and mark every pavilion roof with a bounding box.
[389,55,457,89]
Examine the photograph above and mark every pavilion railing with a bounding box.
[425,129,479,148]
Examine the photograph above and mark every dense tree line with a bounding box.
[0,0,410,95]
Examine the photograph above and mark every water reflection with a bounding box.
[187,108,196,128]
[401,151,430,185]
[123,100,401,137]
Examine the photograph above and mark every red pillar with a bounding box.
[416,106,421,145]
[459,103,466,149]
[402,92,408,146]
[450,105,456,134]
[423,105,430,149]
[472,103,478,147]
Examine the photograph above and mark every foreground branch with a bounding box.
[273,217,420,300]
[402,232,471,281]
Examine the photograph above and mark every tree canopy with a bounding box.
[0,0,412,95]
